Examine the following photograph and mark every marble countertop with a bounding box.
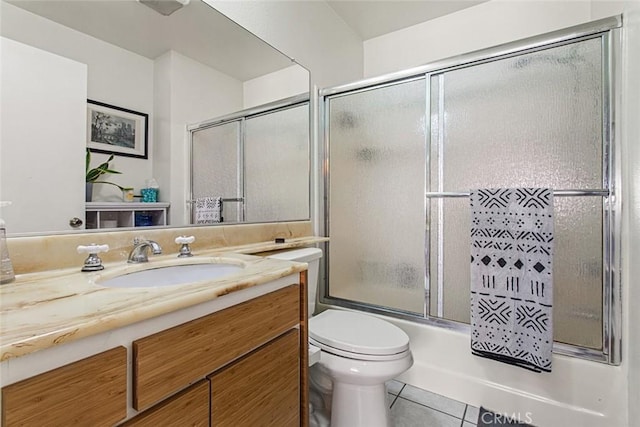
[0,238,326,362]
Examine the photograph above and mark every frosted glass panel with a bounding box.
[244,104,309,222]
[427,38,606,349]
[431,197,603,349]
[432,39,603,191]
[552,196,603,348]
[328,79,427,314]
[192,121,241,222]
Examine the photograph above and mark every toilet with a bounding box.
[268,248,413,427]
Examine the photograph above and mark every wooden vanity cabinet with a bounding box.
[1,347,127,427]
[123,380,209,427]
[133,284,300,411]
[209,329,300,427]
[132,277,308,426]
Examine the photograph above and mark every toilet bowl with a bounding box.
[267,248,413,427]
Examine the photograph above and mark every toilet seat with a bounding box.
[309,309,410,361]
[309,337,411,361]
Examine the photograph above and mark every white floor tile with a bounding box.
[391,397,463,427]
[388,392,396,408]
[387,379,405,395]
[399,384,466,418]
[465,405,480,423]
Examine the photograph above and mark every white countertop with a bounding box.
[0,249,309,362]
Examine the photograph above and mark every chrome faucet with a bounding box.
[128,237,162,263]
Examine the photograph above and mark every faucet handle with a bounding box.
[77,244,109,254]
[77,244,109,272]
[175,235,195,257]
[175,236,195,244]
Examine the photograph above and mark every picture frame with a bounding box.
[87,100,148,159]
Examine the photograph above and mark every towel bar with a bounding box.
[425,189,609,198]
[186,198,244,204]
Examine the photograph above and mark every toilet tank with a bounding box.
[267,247,323,317]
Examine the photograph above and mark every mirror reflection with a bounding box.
[190,97,310,225]
[0,0,310,235]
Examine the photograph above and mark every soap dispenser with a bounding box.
[0,201,15,284]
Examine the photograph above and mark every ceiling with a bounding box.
[5,0,486,81]
[4,0,295,82]
[327,0,488,40]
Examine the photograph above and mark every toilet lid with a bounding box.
[309,309,409,356]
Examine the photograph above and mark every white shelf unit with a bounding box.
[86,202,170,229]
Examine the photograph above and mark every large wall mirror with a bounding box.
[0,0,310,235]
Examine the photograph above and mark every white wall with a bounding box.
[363,1,597,77]
[243,64,309,109]
[153,50,243,225]
[206,0,364,88]
[622,1,640,424]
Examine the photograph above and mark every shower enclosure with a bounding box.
[321,17,621,364]
[189,96,310,224]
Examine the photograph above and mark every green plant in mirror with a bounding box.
[85,148,124,190]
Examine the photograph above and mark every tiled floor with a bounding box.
[387,380,479,427]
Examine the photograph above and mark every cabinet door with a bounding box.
[133,284,300,410]
[2,347,126,426]
[124,380,209,427]
[209,329,300,427]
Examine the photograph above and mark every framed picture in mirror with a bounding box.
[87,100,148,159]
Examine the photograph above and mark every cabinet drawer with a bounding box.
[2,346,126,426]
[209,329,300,427]
[133,284,300,410]
[124,380,209,427]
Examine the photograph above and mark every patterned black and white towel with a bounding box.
[195,197,222,224]
[470,188,554,373]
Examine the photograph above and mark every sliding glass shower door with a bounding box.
[327,79,427,314]
[244,104,310,222]
[322,21,620,362]
[192,120,243,222]
[428,39,605,348]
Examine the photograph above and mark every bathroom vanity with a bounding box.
[0,250,311,426]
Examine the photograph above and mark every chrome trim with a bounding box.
[186,198,244,203]
[319,16,621,97]
[425,189,610,198]
[322,87,332,305]
[322,76,425,100]
[188,124,194,224]
[187,94,309,131]
[424,75,431,317]
[605,28,623,365]
[602,33,612,361]
[237,118,245,223]
[436,74,445,317]
[308,88,317,235]
[315,85,329,308]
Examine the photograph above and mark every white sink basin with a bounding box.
[98,263,244,288]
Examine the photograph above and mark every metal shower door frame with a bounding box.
[319,16,622,365]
